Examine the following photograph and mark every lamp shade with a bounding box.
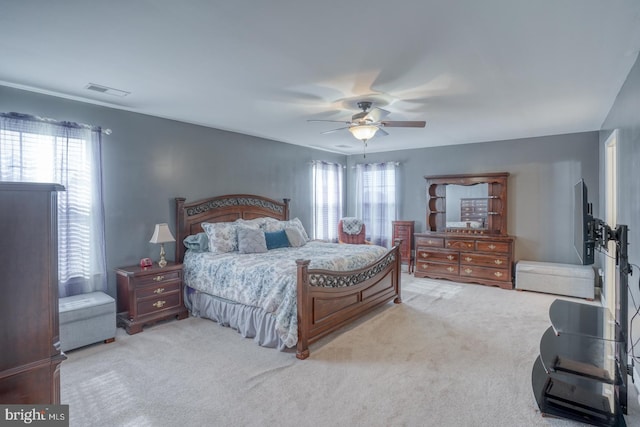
[149,223,175,244]
[349,125,378,141]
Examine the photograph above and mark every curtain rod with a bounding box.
[351,161,401,168]
[0,112,112,135]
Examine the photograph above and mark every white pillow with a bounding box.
[285,227,306,247]
[201,222,237,254]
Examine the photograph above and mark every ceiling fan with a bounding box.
[308,101,426,144]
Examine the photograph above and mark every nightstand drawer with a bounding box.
[137,281,181,299]
[137,270,181,286]
[137,293,181,316]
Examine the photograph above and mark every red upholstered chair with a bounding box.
[338,218,370,244]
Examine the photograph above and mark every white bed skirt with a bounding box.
[186,287,288,350]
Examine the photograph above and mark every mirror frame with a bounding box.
[424,172,509,235]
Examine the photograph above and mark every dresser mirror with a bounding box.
[445,183,488,229]
[425,172,509,235]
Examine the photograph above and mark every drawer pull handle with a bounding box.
[464,268,473,274]
[153,275,165,282]
[488,244,496,250]
[427,240,434,244]
[421,264,429,269]
[447,266,454,272]
[494,271,503,278]
[421,253,429,258]
[494,260,503,265]
[447,255,454,261]
[153,300,166,308]
[465,256,473,262]
[154,288,165,294]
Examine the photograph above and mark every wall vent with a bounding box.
[85,83,130,97]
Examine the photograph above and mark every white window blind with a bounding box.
[312,161,343,242]
[0,115,106,297]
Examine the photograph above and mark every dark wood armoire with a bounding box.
[0,182,66,403]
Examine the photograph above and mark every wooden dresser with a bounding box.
[414,233,514,289]
[0,182,66,403]
[392,220,414,273]
[115,262,188,334]
[417,172,514,289]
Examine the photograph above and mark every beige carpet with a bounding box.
[61,274,639,426]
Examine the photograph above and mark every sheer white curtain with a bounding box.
[355,162,397,247]
[312,161,343,242]
[0,113,107,297]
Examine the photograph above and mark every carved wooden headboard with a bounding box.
[174,194,290,262]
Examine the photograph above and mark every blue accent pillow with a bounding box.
[183,232,209,252]
[265,229,290,250]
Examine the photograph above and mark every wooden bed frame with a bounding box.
[175,194,402,359]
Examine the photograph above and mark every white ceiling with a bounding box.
[2,1,640,155]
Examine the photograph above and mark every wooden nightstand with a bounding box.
[115,262,188,334]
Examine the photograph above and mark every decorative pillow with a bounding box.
[284,227,306,248]
[265,229,290,250]
[287,217,310,241]
[183,232,209,252]
[261,217,309,241]
[201,222,238,254]
[261,217,284,232]
[237,227,267,254]
[234,218,266,229]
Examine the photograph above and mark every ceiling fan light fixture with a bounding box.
[349,125,378,142]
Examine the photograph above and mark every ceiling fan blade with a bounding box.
[364,107,390,122]
[308,119,352,124]
[380,120,426,128]
[320,126,350,135]
[376,127,389,137]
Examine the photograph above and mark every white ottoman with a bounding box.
[515,261,595,300]
[59,291,116,351]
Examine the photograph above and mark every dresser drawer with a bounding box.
[137,269,181,286]
[137,281,181,299]
[446,239,474,250]
[137,292,181,316]
[459,265,510,281]
[460,252,509,268]
[476,240,510,253]
[416,250,458,263]
[416,262,459,275]
[416,236,444,248]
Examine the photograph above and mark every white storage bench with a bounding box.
[515,261,595,300]
[59,291,116,352]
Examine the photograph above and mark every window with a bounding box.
[355,162,397,247]
[312,161,343,242]
[0,113,107,297]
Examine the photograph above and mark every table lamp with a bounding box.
[149,223,175,268]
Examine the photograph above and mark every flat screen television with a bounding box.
[573,179,595,265]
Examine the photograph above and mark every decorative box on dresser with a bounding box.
[0,182,66,404]
[115,262,189,334]
[392,220,415,273]
[414,172,515,289]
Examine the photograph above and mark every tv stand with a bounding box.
[531,225,630,427]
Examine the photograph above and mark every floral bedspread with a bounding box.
[183,241,388,347]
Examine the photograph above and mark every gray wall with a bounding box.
[346,133,600,264]
[0,84,601,298]
[599,53,640,360]
[0,85,345,298]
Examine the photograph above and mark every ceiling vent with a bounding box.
[85,83,130,97]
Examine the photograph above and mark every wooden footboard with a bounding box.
[295,243,402,360]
